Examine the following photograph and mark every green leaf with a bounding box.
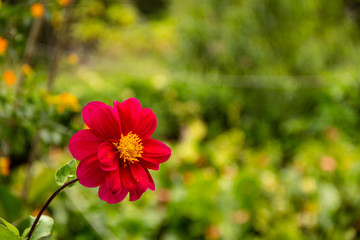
[55,159,77,186]
[22,227,30,239]
[0,184,22,221]
[0,225,21,240]
[24,215,54,240]
[0,217,19,236]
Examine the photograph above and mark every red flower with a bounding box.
[69,98,171,203]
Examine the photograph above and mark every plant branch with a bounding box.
[47,0,75,91]
[16,17,43,96]
[26,178,79,240]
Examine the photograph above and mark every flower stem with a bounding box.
[26,178,79,240]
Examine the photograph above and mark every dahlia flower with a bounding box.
[69,98,171,203]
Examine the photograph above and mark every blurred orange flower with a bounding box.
[67,53,79,65]
[58,0,71,7]
[21,64,34,77]
[204,225,220,240]
[233,209,250,224]
[0,37,8,54]
[58,92,81,113]
[157,188,170,203]
[0,156,10,176]
[31,3,45,18]
[46,92,81,113]
[320,156,337,172]
[3,70,16,86]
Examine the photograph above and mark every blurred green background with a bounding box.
[2,0,360,239]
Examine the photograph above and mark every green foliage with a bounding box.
[0,225,21,240]
[0,184,22,222]
[55,159,77,186]
[22,216,54,240]
[0,217,20,237]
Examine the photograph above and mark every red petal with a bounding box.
[145,169,155,191]
[82,101,121,140]
[97,142,118,171]
[134,108,157,139]
[69,129,102,160]
[114,98,142,136]
[98,170,128,204]
[141,139,171,165]
[76,154,105,188]
[129,163,149,191]
[120,163,149,201]
[105,169,122,193]
[139,159,159,171]
[98,182,128,204]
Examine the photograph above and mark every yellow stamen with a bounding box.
[114,131,143,165]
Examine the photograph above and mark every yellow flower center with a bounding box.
[114,131,143,165]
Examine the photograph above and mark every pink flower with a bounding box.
[69,98,171,203]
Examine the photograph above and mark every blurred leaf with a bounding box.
[318,183,341,213]
[233,171,261,211]
[28,166,57,204]
[55,159,77,186]
[0,217,19,236]
[23,216,54,240]
[0,225,21,240]
[0,184,22,222]
[21,227,29,239]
